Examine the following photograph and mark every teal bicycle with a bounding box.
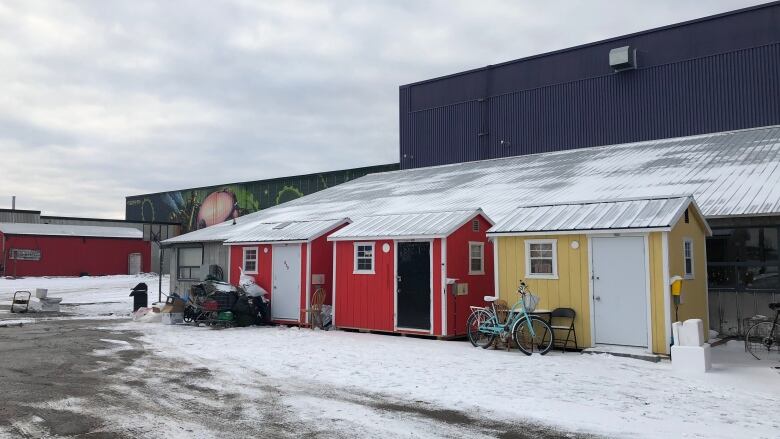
[467,281,553,355]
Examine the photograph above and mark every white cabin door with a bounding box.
[272,244,301,321]
[128,253,142,275]
[591,236,648,347]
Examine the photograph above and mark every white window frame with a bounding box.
[468,241,485,275]
[354,242,375,274]
[242,246,258,274]
[683,238,694,279]
[177,246,203,281]
[525,239,558,279]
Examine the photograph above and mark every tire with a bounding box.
[513,316,554,355]
[745,321,780,361]
[466,309,496,349]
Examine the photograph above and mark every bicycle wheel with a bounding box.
[513,316,554,355]
[745,321,780,361]
[467,309,496,349]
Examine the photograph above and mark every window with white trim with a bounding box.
[177,247,203,280]
[354,242,375,274]
[243,247,258,274]
[525,239,557,278]
[683,239,694,278]
[469,242,484,274]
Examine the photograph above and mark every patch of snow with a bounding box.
[120,324,780,439]
[0,274,169,318]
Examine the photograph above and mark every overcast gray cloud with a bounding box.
[0,0,766,218]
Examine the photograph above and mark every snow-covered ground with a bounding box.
[130,324,780,439]
[0,274,169,318]
[2,276,777,438]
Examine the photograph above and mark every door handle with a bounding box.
[397,276,402,282]
[594,296,601,301]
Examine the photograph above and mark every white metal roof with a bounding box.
[223,218,349,244]
[164,125,780,244]
[488,196,710,235]
[0,223,142,239]
[328,209,489,241]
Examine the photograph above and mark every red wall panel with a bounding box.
[444,215,494,336]
[309,232,338,305]
[228,226,344,324]
[1,233,150,277]
[334,240,395,331]
[229,244,273,295]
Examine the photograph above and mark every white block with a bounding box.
[671,343,711,373]
[672,321,681,346]
[679,319,704,346]
[161,313,183,325]
[35,288,48,299]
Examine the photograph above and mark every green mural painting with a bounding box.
[125,164,398,233]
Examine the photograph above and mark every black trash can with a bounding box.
[129,283,148,312]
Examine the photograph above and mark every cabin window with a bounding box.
[243,247,258,274]
[469,242,484,274]
[177,247,203,280]
[354,242,375,274]
[684,239,694,278]
[525,239,557,279]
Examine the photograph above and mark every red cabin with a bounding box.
[225,218,349,324]
[0,223,150,277]
[328,209,494,337]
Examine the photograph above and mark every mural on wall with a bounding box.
[126,164,398,233]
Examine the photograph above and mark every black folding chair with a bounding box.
[550,307,578,352]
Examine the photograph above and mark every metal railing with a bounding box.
[709,288,778,336]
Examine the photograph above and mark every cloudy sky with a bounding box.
[0,0,766,218]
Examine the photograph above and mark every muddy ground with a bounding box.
[0,319,597,438]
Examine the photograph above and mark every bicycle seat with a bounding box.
[769,302,780,310]
[484,296,498,302]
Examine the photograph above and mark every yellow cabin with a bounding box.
[488,196,711,355]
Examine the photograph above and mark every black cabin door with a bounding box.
[396,241,431,330]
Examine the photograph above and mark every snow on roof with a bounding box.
[328,209,489,241]
[224,218,349,244]
[488,196,707,235]
[164,125,780,244]
[0,223,142,239]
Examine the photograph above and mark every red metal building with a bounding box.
[225,218,349,324]
[328,209,494,337]
[0,223,150,277]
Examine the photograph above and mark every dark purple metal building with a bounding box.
[399,2,780,169]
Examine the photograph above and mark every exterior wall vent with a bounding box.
[609,46,636,71]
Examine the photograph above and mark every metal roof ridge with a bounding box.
[250,217,348,225]
[358,207,484,218]
[512,194,694,210]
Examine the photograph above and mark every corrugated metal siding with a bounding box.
[0,223,142,239]
[329,209,481,240]
[169,241,229,295]
[0,211,40,223]
[489,197,691,234]
[127,163,399,232]
[1,234,150,277]
[165,125,780,244]
[223,219,346,244]
[400,4,780,169]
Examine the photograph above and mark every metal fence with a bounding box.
[709,288,779,336]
